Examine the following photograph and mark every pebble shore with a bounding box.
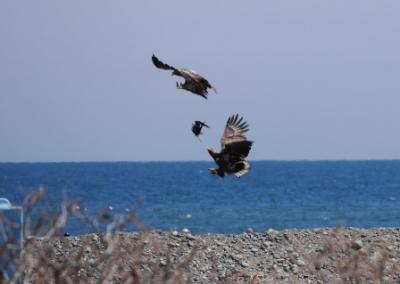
[28,228,400,283]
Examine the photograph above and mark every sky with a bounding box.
[1,0,400,162]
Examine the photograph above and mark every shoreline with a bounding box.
[26,227,400,283]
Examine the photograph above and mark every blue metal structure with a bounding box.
[0,198,24,281]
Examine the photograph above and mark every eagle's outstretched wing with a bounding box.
[224,140,253,158]
[221,114,253,162]
[152,54,179,73]
[220,114,249,149]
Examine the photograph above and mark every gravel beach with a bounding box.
[25,227,400,283]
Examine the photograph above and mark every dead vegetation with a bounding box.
[0,189,399,283]
[308,226,400,283]
[0,188,200,283]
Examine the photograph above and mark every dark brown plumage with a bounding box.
[207,114,253,178]
[192,121,210,137]
[152,54,216,99]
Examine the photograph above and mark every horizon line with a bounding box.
[1,158,400,164]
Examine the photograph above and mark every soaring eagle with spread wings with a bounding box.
[207,114,253,178]
[152,54,216,99]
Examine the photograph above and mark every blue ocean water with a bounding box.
[1,161,400,235]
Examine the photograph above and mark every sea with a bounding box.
[1,161,400,235]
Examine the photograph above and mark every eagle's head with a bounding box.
[208,167,225,178]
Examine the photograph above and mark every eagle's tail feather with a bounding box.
[233,161,250,178]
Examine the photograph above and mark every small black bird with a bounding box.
[192,121,210,137]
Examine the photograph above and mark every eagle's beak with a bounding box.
[208,168,217,175]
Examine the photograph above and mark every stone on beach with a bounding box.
[26,228,400,283]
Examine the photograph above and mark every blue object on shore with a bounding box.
[0,198,23,247]
[0,198,24,281]
[0,161,400,235]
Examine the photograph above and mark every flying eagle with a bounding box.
[152,54,216,99]
[192,121,210,137]
[207,114,253,178]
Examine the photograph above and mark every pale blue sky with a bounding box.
[1,1,399,162]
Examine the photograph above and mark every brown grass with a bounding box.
[0,188,200,283]
[0,188,399,283]
[308,226,399,283]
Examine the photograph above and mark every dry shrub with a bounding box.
[0,188,198,283]
[0,189,399,284]
[309,225,400,283]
